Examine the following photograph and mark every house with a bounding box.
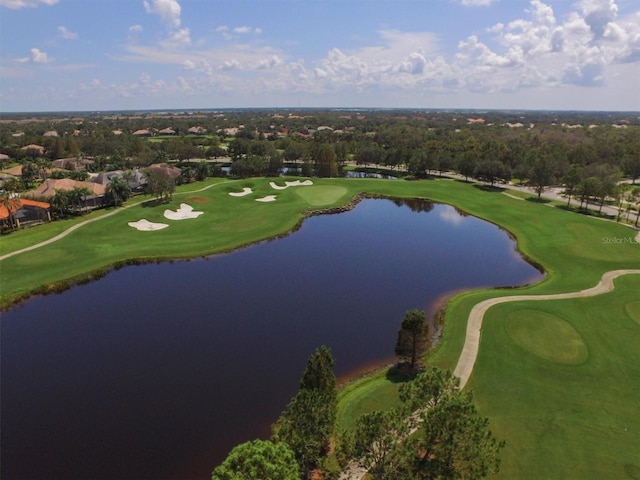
[1,198,51,230]
[24,178,107,211]
[20,144,45,155]
[112,129,124,135]
[53,157,94,171]
[158,127,177,135]
[132,129,153,136]
[92,170,124,186]
[145,163,181,179]
[43,130,59,137]
[187,126,207,134]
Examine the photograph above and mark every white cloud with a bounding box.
[58,26,78,40]
[0,0,57,8]
[233,26,251,34]
[161,27,191,48]
[578,0,618,40]
[129,24,144,33]
[16,47,50,64]
[143,0,182,28]
[256,55,283,70]
[458,0,497,6]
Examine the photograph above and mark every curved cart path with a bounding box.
[453,268,640,389]
[0,181,234,262]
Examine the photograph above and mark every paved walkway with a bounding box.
[453,267,640,389]
[0,180,232,262]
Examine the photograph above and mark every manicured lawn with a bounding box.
[470,275,640,479]
[1,176,639,478]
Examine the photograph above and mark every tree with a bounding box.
[528,156,555,200]
[21,161,39,188]
[107,177,132,206]
[273,346,337,476]
[398,391,505,480]
[337,408,409,479]
[314,143,338,177]
[474,160,511,186]
[67,186,91,213]
[299,345,336,393]
[398,366,459,413]
[562,165,583,208]
[395,309,430,370]
[144,168,175,202]
[50,189,70,217]
[456,152,477,181]
[338,368,503,480]
[212,440,299,480]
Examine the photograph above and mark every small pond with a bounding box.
[0,198,542,479]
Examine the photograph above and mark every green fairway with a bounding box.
[470,275,640,479]
[1,176,639,479]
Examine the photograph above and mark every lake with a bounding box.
[0,198,542,479]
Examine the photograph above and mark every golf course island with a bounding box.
[1,172,639,479]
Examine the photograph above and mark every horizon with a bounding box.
[1,0,639,113]
[2,106,640,116]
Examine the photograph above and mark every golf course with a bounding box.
[1,176,639,479]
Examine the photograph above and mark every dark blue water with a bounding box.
[0,199,541,480]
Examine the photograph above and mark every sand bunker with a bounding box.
[256,195,277,202]
[269,180,313,190]
[164,203,203,220]
[128,219,169,231]
[229,187,253,197]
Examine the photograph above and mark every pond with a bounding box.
[0,198,542,480]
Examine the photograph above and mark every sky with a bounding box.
[0,0,639,112]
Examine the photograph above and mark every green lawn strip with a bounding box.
[468,275,640,479]
[336,369,403,431]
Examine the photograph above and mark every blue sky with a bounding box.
[1,0,639,112]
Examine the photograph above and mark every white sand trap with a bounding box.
[229,187,253,197]
[288,179,313,186]
[269,181,288,190]
[256,195,277,202]
[128,219,169,231]
[164,203,203,220]
[269,179,313,190]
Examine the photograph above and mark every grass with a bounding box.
[1,176,639,478]
[470,275,640,479]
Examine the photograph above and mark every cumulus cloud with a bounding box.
[578,0,618,40]
[143,0,182,28]
[129,24,144,33]
[0,0,58,8]
[58,26,78,40]
[16,47,50,64]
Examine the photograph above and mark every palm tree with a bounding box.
[50,190,70,217]
[106,177,131,206]
[67,186,91,214]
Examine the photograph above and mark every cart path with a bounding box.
[453,268,640,389]
[340,267,640,480]
[0,180,235,262]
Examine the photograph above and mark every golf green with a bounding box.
[295,185,348,206]
[505,309,588,364]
